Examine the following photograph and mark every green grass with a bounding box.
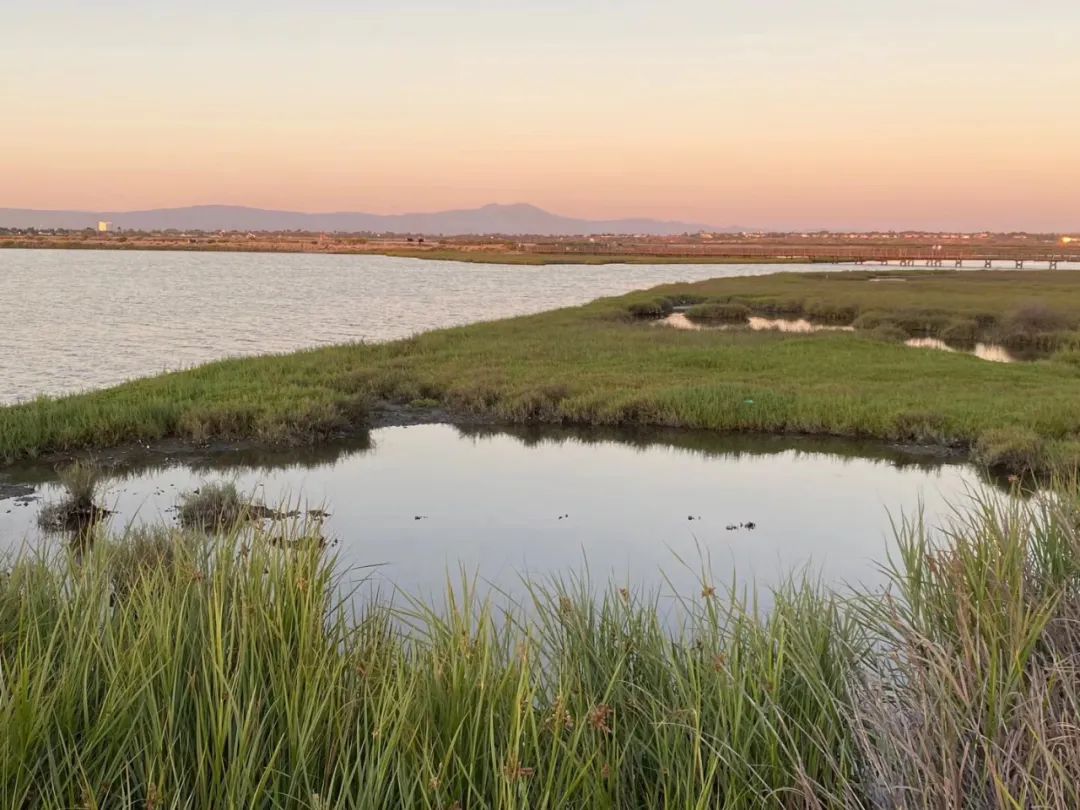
[3,270,1080,474]
[4,477,1080,806]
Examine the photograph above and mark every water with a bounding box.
[0,424,990,600]
[905,337,1019,363]
[659,314,1024,362]
[0,250,848,403]
[660,313,854,333]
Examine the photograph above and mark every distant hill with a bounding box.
[0,203,737,236]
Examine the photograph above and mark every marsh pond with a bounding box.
[1,423,996,600]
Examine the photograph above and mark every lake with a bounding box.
[0,249,848,404]
[0,423,990,601]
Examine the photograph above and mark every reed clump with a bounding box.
[36,460,108,534]
[177,481,255,529]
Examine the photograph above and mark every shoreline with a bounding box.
[7,235,1077,266]
[0,239,813,265]
[0,402,970,485]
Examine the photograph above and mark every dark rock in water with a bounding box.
[745,521,756,530]
[0,482,36,502]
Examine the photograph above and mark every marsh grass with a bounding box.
[853,484,1080,808]
[685,301,751,323]
[4,271,1080,474]
[177,481,250,529]
[638,272,1080,351]
[36,460,108,534]
[5,481,1080,806]
[0,525,868,808]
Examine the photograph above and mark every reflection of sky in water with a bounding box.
[0,425,989,603]
[904,337,1017,363]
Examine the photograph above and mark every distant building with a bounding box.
[97,221,112,233]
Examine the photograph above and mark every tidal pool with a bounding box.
[0,425,993,601]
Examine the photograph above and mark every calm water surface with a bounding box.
[0,250,848,403]
[0,424,990,599]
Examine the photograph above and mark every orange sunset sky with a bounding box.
[3,1,1079,231]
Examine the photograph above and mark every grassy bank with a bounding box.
[3,270,1080,473]
[3,480,1080,806]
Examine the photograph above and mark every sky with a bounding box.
[3,0,1079,231]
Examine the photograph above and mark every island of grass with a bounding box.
[3,269,1080,474]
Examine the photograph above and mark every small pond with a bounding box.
[1,425,996,602]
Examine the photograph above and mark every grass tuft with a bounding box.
[36,460,108,534]
[177,481,250,529]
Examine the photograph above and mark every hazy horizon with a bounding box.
[5,1,1079,231]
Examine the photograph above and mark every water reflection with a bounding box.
[658,312,1025,364]
[659,313,854,333]
[904,337,1018,363]
[1,424,994,600]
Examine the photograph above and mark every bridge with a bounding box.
[849,251,1069,269]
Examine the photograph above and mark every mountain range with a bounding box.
[0,203,736,236]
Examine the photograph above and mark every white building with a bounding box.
[97,221,112,233]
